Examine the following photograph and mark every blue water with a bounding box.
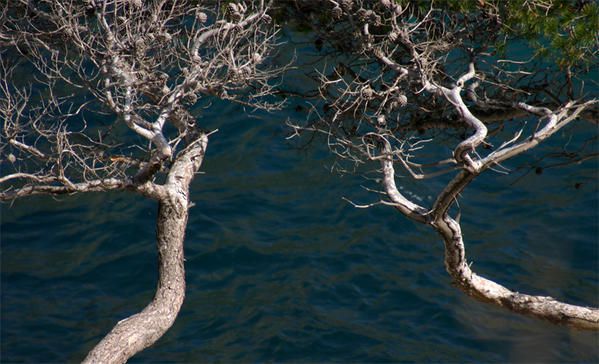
[2,31,599,364]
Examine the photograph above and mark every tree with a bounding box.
[2,0,597,361]
[285,0,599,329]
[1,0,283,362]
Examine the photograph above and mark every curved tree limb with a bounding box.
[82,134,208,364]
[423,63,488,172]
[372,98,599,329]
[410,101,599,330]
[0,177,165,201]
[2,1,283,362]
[289,0,599,332]
[434,215,599,330]
[379,136,428,223]
[381,149,599,330]
[432,100,596,220]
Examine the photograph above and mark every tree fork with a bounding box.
[83,135,208,364]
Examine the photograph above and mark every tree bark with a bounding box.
[83,135,208,364]
[434,215,599,330]
[375,103,599,330]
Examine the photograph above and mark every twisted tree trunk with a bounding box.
[83,135,208,364]
[375,101,599,330]
[434,215,599,330]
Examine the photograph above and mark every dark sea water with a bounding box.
[2,30,599,363]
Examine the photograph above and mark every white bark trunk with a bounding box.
[375,100,599,330]
[83,135,208,364]
[434,215,599,330]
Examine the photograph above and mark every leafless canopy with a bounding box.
[1,0,598,360]
[286,0,599,329]
[1,0,282,198]
[1,0,284,362]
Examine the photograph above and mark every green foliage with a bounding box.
[502,0,598,67]
[394,0,598,67]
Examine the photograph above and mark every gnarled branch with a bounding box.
[82,134,208,364]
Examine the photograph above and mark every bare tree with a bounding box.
[1,0,283,362]
[285,0,599,329]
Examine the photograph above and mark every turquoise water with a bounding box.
[2,31,598,364]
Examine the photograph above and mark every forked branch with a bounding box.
[82,135,209,364]
[382,101,599,330]
[288,0,599,333]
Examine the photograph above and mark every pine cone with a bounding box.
[331,6,342,20]
[183,93,198,105]
[394,5,403,16]
[396,94,408,107]
[357,8,368,22]
[262,14,272,23]
[361,85,374,99]
[340,0,353,12]
[380,0,392,8]
[227,3,239,13]
[196,11,208,23]
[227,3,242,22]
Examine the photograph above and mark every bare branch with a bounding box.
[287,0,599,330]
[82,134,208,363]
[435,215,599,330]
[2,1,287,361]
[379,136,428,223]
